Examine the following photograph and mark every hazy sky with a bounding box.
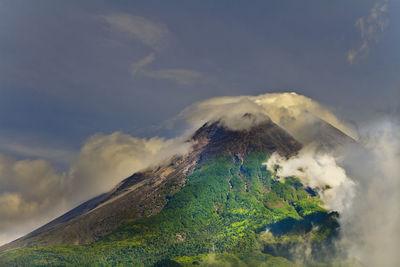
[0,0,399,166]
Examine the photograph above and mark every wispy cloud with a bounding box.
[131,53,204,86]
[104,13,169,50]
[103,14,203,85]
[347,2,389,64]
[131,53,157,74]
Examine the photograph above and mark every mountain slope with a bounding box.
[0,153,340,266]
[0,115,356,266]
[1,116,301,251]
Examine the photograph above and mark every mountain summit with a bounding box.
[0,115,351,266]
[192,115,302,161]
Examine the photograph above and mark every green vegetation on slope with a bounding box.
[0,153,341,266]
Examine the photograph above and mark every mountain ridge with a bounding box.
[1,116,303,251]
[0,114,358,266]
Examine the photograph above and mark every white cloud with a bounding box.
[264,145,355,212]
[0,154,67,241]
[104,13,169,50]
[67,132,191,205]
[131,53,204,86]
[348,2,388,64]
[177,92,358,142]
[0,132,190,245]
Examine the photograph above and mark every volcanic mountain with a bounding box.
[0,115,355,266]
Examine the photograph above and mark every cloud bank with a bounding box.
[0,154,67,245]
[67,132,190,205]
[0,132,190,245]
[339,119,400,267]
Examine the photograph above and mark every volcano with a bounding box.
[0,115,354,266]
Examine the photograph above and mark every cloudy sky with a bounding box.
[0,0,399,245]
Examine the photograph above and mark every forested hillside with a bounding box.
[0,153,346,266]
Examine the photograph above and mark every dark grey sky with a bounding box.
[0,0,399,165]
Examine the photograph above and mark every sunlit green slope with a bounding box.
[0,153,342,266]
